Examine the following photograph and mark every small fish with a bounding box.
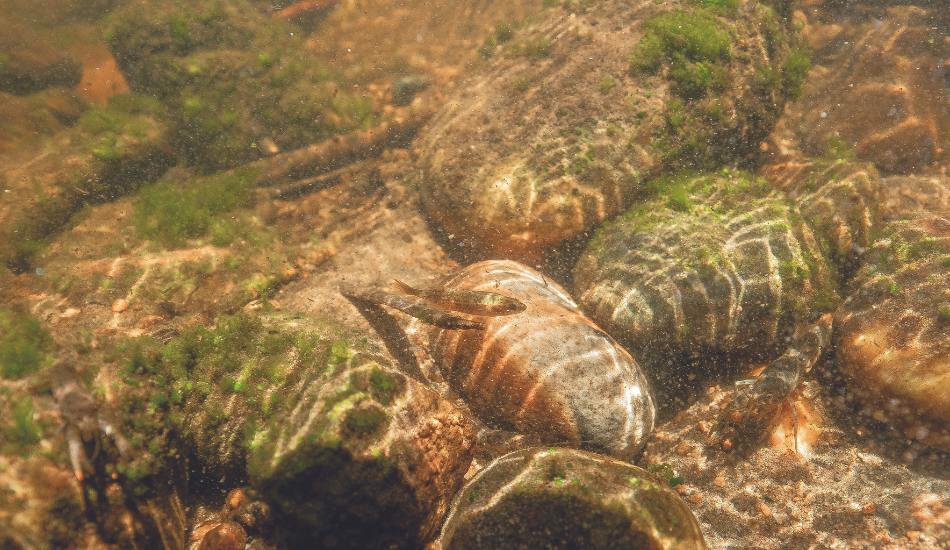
[392,279,527,316]
[340,286,486,331]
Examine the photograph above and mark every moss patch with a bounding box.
[0,306,53,379]
[132,167,259,248]
[104,0,375,172]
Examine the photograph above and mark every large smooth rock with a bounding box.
[574,172,837,360]
[405,260,655,460]
[418,0,809,261]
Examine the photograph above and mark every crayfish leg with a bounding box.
[769,391,824,456]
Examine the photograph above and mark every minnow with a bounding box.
[341,287,486,330]
[391,279,527,316]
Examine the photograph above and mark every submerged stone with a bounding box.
[836,215,950,452]
[406,260,655,461]
[247,351,476,549]
[418,0,807,262]
[435,447,707,550]
[574,172,837,359]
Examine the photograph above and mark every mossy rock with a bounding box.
[418,0,808,262]
[574,171,837,358]
[836,215,950,452]
[437,447,707,550]
[760,160,884,281]
[247,340,476,549]
[103,0,373,172]
[3,92,175,272]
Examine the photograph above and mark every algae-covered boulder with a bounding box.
[836,215,950,452]
[2,93,175,270]
[435,447,707,550]
[760,160,884,276]
[247,331,477,549]
[418,0,809,261]
[103,0,373,172]
[574,172,837,359]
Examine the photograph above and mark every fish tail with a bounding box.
[391,279,418,296]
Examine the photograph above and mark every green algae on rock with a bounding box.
[0,305,54,380]
[418,0,808,262]
[3,92,176,271]
[435,447,707,550]
[246,333,476,549]
[574,172,837,358]
[103,0,374,173]
[760,160,884,279]
[836,215,950,452]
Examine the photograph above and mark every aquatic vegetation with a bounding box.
[631,9,732,99]
[4,396,42,450]
[478,20,517,59]
[0,306,53,379]
[782,46,812,101]
[73,93,168,162]
[132,167,259,248]
[6,93,175,271]
[105,313,370,493]
[104,0,375,172]
[627,3,808,172]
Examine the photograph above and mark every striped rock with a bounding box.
[762,160,950,273]
[435,447,707,550]
[407,260,655,461]
[574,172,838,357]
[760,160,882,272]
[836,215,950,452]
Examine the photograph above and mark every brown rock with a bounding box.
[407,260,656,460]
[836,215,950,452]
[761,5,950,174]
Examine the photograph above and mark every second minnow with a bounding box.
[392,279,527,316]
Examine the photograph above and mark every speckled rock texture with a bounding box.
[247,353,476,549]
[405,260,656,460]
[574,172,837,360]
[760,3,950,174]
[836,215,950,452]
[433,447,708,550]
[418,0,809,261]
